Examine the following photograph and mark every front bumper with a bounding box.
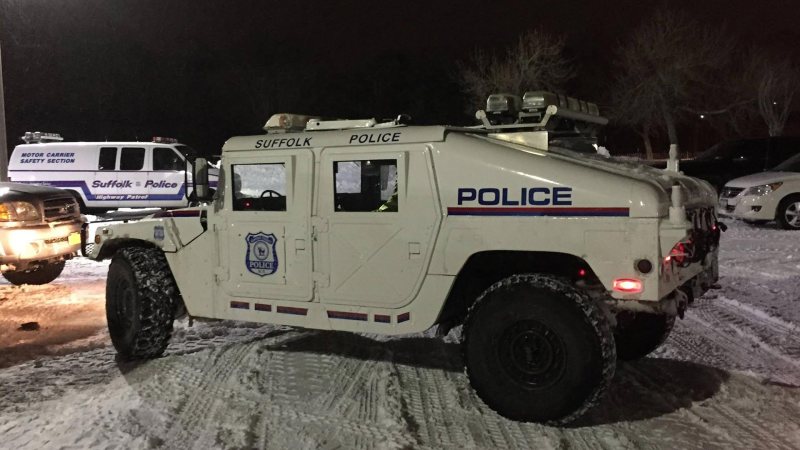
[718,193,778,221]
[0,220,84,271]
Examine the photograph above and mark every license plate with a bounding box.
[68,232,81,245]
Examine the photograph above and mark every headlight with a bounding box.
[0,202,41,221]
[744,182,783,197]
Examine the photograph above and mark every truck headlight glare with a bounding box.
[0,202,41,221]
[744,182,782,196]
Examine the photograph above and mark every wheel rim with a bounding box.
[497,320,566,389]
[785,202,800,228]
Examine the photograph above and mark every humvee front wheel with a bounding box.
[613,312,675,361]
[463,274,616,424]
[106,247,178,360]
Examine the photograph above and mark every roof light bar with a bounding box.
[152,136,179,144]
[21,131,63,144]
[264,114,317,133]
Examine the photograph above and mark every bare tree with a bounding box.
[751,55,799,136]
[457,30,573,111]
[610,9,734,158]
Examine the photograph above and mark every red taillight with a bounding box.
[613,278,643,293]
[666,241,689,266]
[578,268,587,277]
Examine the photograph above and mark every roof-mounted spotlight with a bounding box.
[485,94,521,125]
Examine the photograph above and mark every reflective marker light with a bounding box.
[613,278,643,294]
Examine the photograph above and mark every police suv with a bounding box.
[88,92,721,424]
[9,133,219,212]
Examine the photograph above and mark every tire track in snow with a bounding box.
[681,303,800,386]
[160,341,258,448]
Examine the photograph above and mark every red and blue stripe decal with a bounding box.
[152,209,202,218]
[447,207,630,217]
[230,302,408,324]
[327,311,369,321]
[277,306,308,316]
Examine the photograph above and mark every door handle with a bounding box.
[409,242,421,258]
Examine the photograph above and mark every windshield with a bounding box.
[175,145,198,160]
[772,153,800,172]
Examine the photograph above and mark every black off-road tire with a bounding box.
[2,261,66,285]
[613,312,676,361]
[776,195,800,230]
[106,247,179,360]
[463,274,616,425]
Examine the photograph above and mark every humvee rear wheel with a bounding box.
[613,312,675,361]
[463,274,616,424]
[106,247,178,360]
[2,261,65,286]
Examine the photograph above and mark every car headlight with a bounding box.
[744,182,783,197]
[0,202,42,221]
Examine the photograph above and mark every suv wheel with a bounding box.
[463,274,615,425]
[106,247,179,360]
[2,261,66,285]
[777,195,800,230]
[613,312,675,360]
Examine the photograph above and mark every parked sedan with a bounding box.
[718,153,800,229]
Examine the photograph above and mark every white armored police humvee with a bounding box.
[88,92,721,424]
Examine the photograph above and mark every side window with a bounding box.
[98,147,117,170]
[120,147,145,170]
[334,159,398,212]
[153,147,184,171]
[232,163,286,211]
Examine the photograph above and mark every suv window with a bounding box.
[696,140,764,162]
[120,147,145,170]
[153,147,184,171]
[232,163,287,211]
[334,159,398,212]
[98,147,117,170]
[730,140,766,163]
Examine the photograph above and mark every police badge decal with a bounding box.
[245,232,279,276]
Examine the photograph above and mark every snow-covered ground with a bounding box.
[1,220,799,449]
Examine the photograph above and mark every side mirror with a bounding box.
[193,157,211,202]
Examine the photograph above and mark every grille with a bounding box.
[43,197,80,221]
[720,187,744,198]
[687,206,716,232]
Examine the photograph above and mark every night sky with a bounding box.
[1,0,798,156]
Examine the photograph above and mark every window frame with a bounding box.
[97,146,118,171]
[152,146,185,172]
[327,153,405,214]
[229,161,290,213]
[119,147,146,171]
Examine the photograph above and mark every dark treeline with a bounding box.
[1,0,798,157]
